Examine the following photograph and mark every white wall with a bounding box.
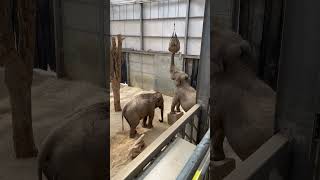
[110,0,205,56]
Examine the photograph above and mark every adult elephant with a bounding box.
[212,29,275,161]
[169,53,196,113]
[37,102,109,180]
[171,72,196,113]
[122,92,164,138]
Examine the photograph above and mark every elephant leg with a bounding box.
[176,101,181,112]
[212,114,225,161]
[147,111,154,129]
[171,95,179,113]
[129,128,137,138]
[213,129,225,161]
[142,116,147,128]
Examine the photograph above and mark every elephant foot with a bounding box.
[213,151,226,161]
[129,129,137,138]
[146,124,153,129]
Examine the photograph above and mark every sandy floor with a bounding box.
[110,84,172,178]
[0,68,107,180]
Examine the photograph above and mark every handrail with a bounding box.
[177,129,210,180]
[113,104,201,180]
[224,133,290,180]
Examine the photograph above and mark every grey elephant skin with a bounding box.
[171,72,196,113]
[169,54,196,113]
[212,29,275,161]
[122,92,164,138]
[37,102,109,180]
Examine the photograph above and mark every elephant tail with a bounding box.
[122,112,124,131]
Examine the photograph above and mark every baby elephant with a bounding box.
[122,92,164,138]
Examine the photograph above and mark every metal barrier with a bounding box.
[113,104,201,180]
[177,129,210,180]
[224,133,290,180]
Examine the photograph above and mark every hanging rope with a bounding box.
[168,0,180,54]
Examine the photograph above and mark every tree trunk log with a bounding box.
[110,35,123,112]
[112,78,122,111]
[0,0,38,158]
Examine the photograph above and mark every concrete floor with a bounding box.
[110,84,172,178]
[0,68,107,180]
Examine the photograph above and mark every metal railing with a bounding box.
[177,129,210,180]
[113,104,201,180]
[224,133,290,180]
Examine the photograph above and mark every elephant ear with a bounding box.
[221,40,254,72]
[175,73,188,86]
[154,92,162,98]
[225,40,251,60]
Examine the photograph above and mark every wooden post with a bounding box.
[0,0,38,158]
[111,34,124,111]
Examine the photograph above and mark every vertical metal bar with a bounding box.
[53,0,64,78]
[140,3,144,50]
[184,0,190,56]
[232,0,240,32]
[133,3,134,19]
[140,54,143,88]
[150,2,152,19]
[99,0,106,87]
[125,4,127,20]
[196,0,210,142]
[126,52,130,85]
[158,1,160,19]
[190,118,194,143]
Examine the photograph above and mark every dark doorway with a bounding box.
[184,58,199,89]
[34,0,56,72]
[237,0,284,90]
[121,53,128,84]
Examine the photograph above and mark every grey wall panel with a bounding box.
[123,37,141,50]
[110,0,204,55]
[187,38,201,55]
[63,2,98,32]
[61,0,106,87]
[188,19,204,37]
[143,37,185,53]
[127,52,183,96]
[190,0,206,17]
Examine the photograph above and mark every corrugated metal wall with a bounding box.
[110,0,204,95]
[110,0,205,56]
[127,51,184,96]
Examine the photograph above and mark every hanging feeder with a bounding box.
[168,24,180,54]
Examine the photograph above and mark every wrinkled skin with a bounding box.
[169,54,196,113]
[212,29,275,161]
[37,102,109,180]
[122,92,164,138]
[171,72,196,113]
